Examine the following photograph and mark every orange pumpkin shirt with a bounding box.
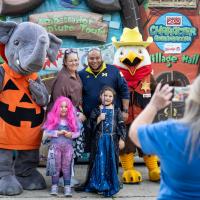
[0,63,44,150]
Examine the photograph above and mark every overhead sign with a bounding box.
[29,10,108,42]
[150,52,200,67]
[149,12,197,53]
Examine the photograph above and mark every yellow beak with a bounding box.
[120,50,144,75]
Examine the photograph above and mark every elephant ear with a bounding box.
[0,21,17,44]
[47,33,62,62]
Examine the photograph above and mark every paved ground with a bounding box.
[0,163,160,199]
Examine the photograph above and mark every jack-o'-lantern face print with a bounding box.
[0,79,44,127]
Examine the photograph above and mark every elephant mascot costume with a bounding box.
[0,21,62,195]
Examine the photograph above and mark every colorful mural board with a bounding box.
[140,4,200,120]
[39,43,115,80]
[41,42,114,70]
[144,9,200,83]
[29,10,108,42]
[1,0,122,81]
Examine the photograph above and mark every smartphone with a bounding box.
[172,86,190,102]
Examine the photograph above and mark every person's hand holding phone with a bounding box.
[149,83,173,112]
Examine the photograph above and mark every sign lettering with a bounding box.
[29,11,108,42]
[151,52,200,67]
[149,12,197,53]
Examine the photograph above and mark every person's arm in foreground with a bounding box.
[129,83,173,148]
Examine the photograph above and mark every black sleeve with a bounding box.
[86,108,100,134]
[116,108,127,141]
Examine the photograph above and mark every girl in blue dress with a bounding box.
[85,86,126,197]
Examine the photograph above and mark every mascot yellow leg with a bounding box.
[143,155,160,181]
[120,153,142,183]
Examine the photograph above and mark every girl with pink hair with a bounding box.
[43,96,80,197]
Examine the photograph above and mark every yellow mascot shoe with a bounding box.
[143,155,160,182]
[148,168,160,182]
[120,153,142,183]
[122,169,142,183]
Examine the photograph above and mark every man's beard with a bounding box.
[90,62,103,72]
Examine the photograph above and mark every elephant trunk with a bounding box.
[20,35,48,73]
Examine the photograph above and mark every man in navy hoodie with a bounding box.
[79,48,129,151]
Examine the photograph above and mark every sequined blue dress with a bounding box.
[85,107,122,197]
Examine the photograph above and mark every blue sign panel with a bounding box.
[149,12,197,53]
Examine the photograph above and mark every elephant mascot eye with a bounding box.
[14,40,19,46]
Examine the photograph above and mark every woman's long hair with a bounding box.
[43,96,77,132]
[180,75,200,158]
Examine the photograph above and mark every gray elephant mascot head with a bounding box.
[0,21,62,196]
[0,21,61,74]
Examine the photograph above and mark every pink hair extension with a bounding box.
[43,96,77,132]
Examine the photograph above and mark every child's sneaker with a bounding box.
[64,185,72,197]
[50,185,58,196]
